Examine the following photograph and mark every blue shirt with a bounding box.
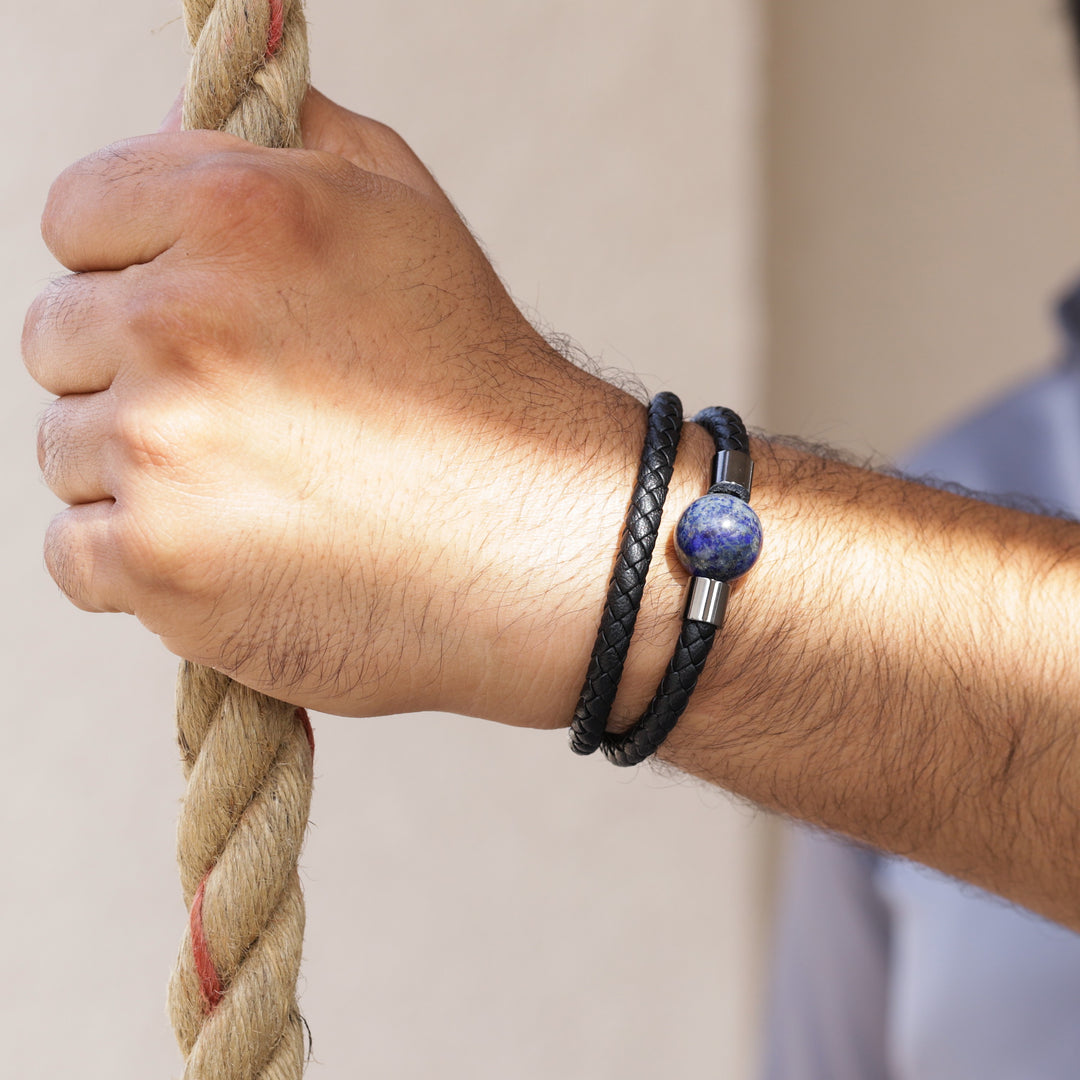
[761,286,1080,1080]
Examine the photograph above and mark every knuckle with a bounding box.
[189,152,311,242]
[113,402,186,474]
[119,278,181,347]
[120,273,243,363]
[118,280,172,344]
[111,400,215,510]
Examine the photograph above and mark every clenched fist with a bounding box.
[24,90,707,727]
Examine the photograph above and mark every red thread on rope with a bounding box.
[187,715,310,1016]
[190,873,224,1013]
[297,707,315,758]
[266,0,285,57]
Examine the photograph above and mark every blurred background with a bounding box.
[2,1,1079,1076]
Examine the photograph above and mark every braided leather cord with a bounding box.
[693,405,750,457]
[598,406,751,766]
[600,620,717,766]
[568,392,683,756]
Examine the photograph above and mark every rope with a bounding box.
[181,0,309,148]
[167,4,314,1077]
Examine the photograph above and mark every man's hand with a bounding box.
[23,90,674,723]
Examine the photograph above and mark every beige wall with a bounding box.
[1,3,766,1078]
[10,5,1073,1076]
[764,0,1080,458]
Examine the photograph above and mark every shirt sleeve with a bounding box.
[759,827,892,1080]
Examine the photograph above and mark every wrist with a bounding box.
[446,397,715,733]
[440,379,716,731]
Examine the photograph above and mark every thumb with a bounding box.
[300,87,451,205]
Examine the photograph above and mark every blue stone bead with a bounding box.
[675,492,762,582]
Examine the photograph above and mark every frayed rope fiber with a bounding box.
[167,3,314,1078]
[180,0,309,149]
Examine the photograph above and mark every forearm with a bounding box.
[631,435,1080,927]
[457,394,1080,926]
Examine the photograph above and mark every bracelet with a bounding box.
[600,406,762,767]
[569,392,683,755]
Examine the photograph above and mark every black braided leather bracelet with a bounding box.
[597,405,762,767]
[568,392,683,756]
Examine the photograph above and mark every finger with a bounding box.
[41,129,254,272]
[23,272,126,395]
[300,88,451,206]
[44,501,133,614]
[37,393,114,506]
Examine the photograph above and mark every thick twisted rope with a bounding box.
[181,0,309,149]
[167,4,313,1077]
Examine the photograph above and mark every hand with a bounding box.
[23,90,680,724]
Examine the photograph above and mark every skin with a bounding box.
[24,91,1080,930]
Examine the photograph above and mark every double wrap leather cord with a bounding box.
[569,392,683,755]
[587,406,756,768]
[601,407,754,767]
[600,622,717,766]
[693,407,752,478]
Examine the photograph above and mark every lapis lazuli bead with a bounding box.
[675,492,762,582]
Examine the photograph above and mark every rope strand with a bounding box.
[167,4,313,1077]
